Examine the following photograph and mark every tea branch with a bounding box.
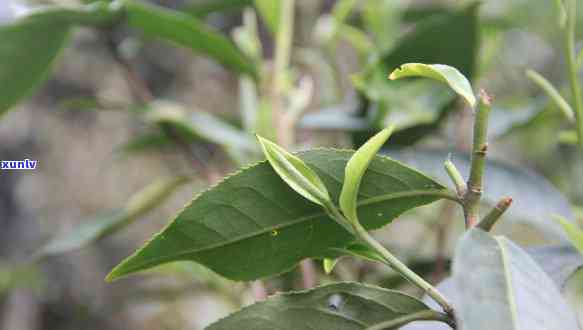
[462,90,492,228]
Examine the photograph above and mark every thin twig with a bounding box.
[477,197,513,232]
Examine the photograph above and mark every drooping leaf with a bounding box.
[0,1,122,116]
[340,128,394,223]
[34,176,189,259]
[452,229,578,330]
[124,0,256,76]
[206,282,432,330]
[257,136,331,207]
[254,0,280,35]
[106,149,446,282]
[389,63,476,107]
[386,149,575,241]
[0,8,69,115]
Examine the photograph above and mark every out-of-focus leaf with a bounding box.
[526,70,575,122]
[527,245,583,288]
[341,128,393,223]
[0,263,42,296]
[389,63,476,107]
[299,106,369,131]
[106,149,446,282]
[488,100,547,140]
[147,101,259,153]
[254,0,280,34]
[565,268,583,327]
[124,0,256,76]
[115,132,174,156]
[206,282,433,330]
[556,216,583,255]
[559,130,579,145]
[0,1,122,116]
[386,149,575,241]
[258,135,331,207]
[0,7,68,115]
[452,229,578,330]
[183,0,252,17]
[34,176,189,259]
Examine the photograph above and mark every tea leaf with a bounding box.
[452,229,578,330]
[340,128,393,223]
[124,0,256,76]
[206,282,432,330]
[106,149,446,282]
[258,136,331,206]
[389,63,476,107]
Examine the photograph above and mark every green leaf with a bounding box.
[106,149,446,282]
[340,128,394,223]
[123,0,256,76]
[526,70,575,122]
[146,101,258,153]
[183,0,252,18]
[34,176,189,259]
[206,282,432,330]
[386,149,575,241]
[565,268,583,327]
[323,258,338,274]
[254,0,280,34]
[257,136,331,206]
[452,229,579,330]
[556,215,583,256]
[389,63,476,108]
[0,1,123,116]
[354,3,478,147]
[0,10,69,115]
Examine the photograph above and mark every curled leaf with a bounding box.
[389,63,476,107]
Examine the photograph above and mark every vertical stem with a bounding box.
[564,0,583,154]
[464,90,492,228]
[273,0,295,147]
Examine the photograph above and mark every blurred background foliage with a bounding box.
[1,0,583,329]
